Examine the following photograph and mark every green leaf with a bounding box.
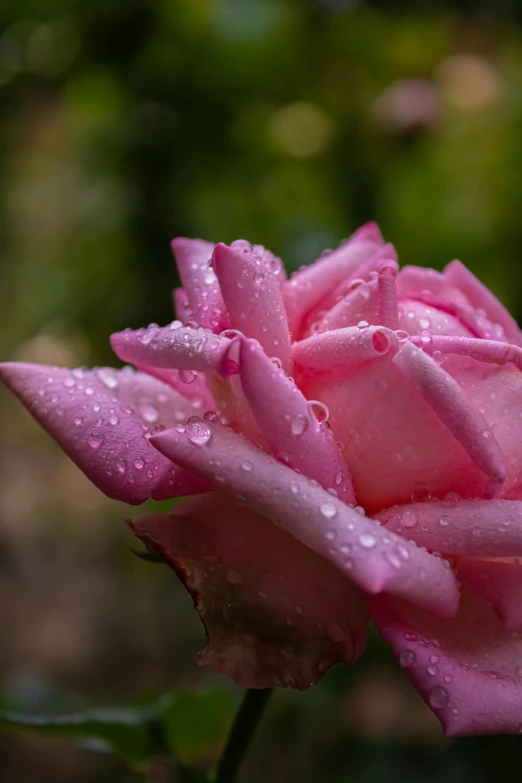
[159,690,233,764]
[0,707,151,763]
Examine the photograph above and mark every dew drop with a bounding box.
[241,460,253,472]
[88,432,104,450]
[320,501,337,519]
[226,569,242,585]
[134,457,145,471]
[401,510,418,528]
[117,458,127,474]
[429,685,449,709]
[427,665,439,676]
[308,400,329,424]
[186,418,212,446]
[291,414,309,436]
[179,369,198,384]
[359,533,376,549]
[399,650,416,668]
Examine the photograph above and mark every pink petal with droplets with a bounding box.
[372,587,522,736]
[130,493,368,689]
[455,557,522,630]
[173,288,194,325]
[110,323,238,378]
[316,278,380,332]
[283,223,384,338]
[239,337,355,503]
[398,299,473,338]
[149,422,459,617]
[378,498,522,558]
[393,341,506,484]
[212,242,292,373]
[396,266,465,303]
[293,326,399,373]
[377,264,399,330]
[445,260,522,346]
[0,362,209,504]
[171,238,229,331]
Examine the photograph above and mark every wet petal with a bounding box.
[111,322,238,378]
[239,337,355,503]
[171,238,229,331]
[393,341,506,484]
[212,242,292,372]
[378,498,522,558]
[283,223,384,338]
[0,362,209,504]
[372,587,522,736]
[398,299,472,338]
[150,422,459,616]
[173,288,194,325]
[293,326,399,373]
[455,557,522,630]
[317,278,380,332]
[445,260,522,346]
[131,493,368,689]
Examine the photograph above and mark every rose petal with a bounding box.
[283,223,384,338]
[398,299,472,338]
[378,498,522,557]
[396,266,465,303]
[173,288,194,325]
[445,260,522,346]
[316,278,380,332]
[150,422,459,616]
[372,587,522,736]
[393,341,506,484]
[239,337,355,503]
[0,362,209,504]
[455,557,522,630]
[110,323,238,378]
[171,238,229,331]
[377,264,399,330]
[293,326,399,373]
[212,242,292,373]
[130,493,369,689]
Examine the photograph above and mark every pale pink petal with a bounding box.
[150,421,459,617]
[398,299,472,338]
[396,266,466,303]
[316,278,380,332]
[110,323,238,378]
[393,341,506,485]
[283,223,384,338]
[232,240,287,284]
[455,557,522,630]
[293,326,399,373]
[405,291,506,340]
[300,354,487,511]
[212,242,292,373]
[173,288,194,325]
[377,264,399,330]
[410,334,522,371]
[131,363,215,408]
[171,238,229,331]
[378,498,522,558]
[239,337,355,503]
[131,493,368,689]
[372,587,522,736]
[445,259,522,346]
[0,362,209,504]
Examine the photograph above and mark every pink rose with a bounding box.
[3,223,522,736]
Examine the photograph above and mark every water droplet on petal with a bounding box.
[117,458,127,474]
[401,510,418,528]
[88,432,104,450]
[134,457,145,471]
[308,400,329,424]
[320,501,337,519]
[241,460,253,472]
[291,414,309,436]
[359,533,376,549]
[226,569,242,585]
[429,685,449,709]
[186,418,212,445]
[399,650,416,668]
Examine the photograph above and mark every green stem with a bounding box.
[214,689,272,783]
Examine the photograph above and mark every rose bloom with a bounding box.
[3,223,522,736]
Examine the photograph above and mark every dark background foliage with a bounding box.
[1,0,522,780]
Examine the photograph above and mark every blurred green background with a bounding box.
[2,0,522,780]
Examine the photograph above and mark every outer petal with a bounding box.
[372,587,522,736]
[455,558,522,630]
[398,299,473,338]
[110,323,238,378]
[283,223,384,338]
[131,493,369,689]
[0,363,209,504]
[171,238,229,331]
[239,337,355,503]
[378,499,522,558]
[212,242,292,373]
[444,260,522,346]
[149,421,460,617]
[173,288,194,325]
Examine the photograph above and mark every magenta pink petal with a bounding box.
[317,278,380,332]
[283,223,384,338]
[372,588,522,736]
[110,323,238,378]
[212,243,292,373]
[445,259,522,346]
[171,238,229,331]
[173,288,194,325]
[130,363,215,408]
[293,326,399,373]
[131,493,368,689]
[410,334,522,371]
[149,421,459,616]
[455,557,522,630]
[0,362,210,504]
[239,337,355,503]
[393,341,506,484]
[378,498,522,557]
